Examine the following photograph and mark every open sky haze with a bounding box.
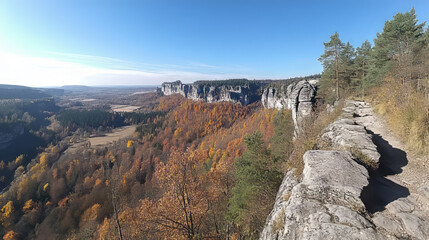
[0,0,428,87]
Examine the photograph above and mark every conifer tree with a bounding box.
[355,40,372,98]
[369,8,425,85]
[319,32,345,101]
[340,42,356,90]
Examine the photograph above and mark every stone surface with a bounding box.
[320,101,380,168]
[261,80,317,135]
[162,79,319,134]
[260,150,389,240]
[161,80,261,105]
[262,100,429,240]
[385,198,415,213]
[260,170,298,240]
[373,213,405,235]
[396,213,429,239]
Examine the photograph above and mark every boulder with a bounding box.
[261,79,318,135]
[261,151,390,240]
[320,101,380,168]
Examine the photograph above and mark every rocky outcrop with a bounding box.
[261,150,386,240]
[162,78,319,134]
[261,80,318,134]
[262,100,429,239]
[262,101,416,240]
[261,79,317,110]
[319,101,380,169]
[161,80,261,105]
[372,198,429,239]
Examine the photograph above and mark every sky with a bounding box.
[0,0,428,87]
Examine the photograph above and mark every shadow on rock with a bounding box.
[361,172,410,213]
[370,130,408,175]
[360,129,410,214]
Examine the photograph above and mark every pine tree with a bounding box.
[355,40,372,98]
[227,131,282,238]
[319,32,345,101]
[340,42,356,90]
[369,8,425,85]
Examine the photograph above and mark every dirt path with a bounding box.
[354,103,429,213]
[349,101,429,238]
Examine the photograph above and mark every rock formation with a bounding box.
[320,105,380,169]
[261,100,429,240]
[161,78,319,134]
[161,80,261,105]
[261,79,318,134]
[261,150,385,240]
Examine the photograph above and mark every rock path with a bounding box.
[261,100,429,240]
[353,101,429,239]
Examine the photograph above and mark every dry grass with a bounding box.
[369,80,429,155]
[89,125,136,146]
[272,208,285,233]
[286,101,344,178]
[282,192,291,202]
[350,147,379,170]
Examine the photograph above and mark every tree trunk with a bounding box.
[335,45,340,100]
[113,197,124,240]
[361,60,366,99]
[109,164,123,240]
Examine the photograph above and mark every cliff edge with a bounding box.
[261,101,429,240]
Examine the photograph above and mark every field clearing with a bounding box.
[69,98,97,102]
[65,125,136,154]
[131,90,154,95]
[89,125,136,146]
[111,104,141,112]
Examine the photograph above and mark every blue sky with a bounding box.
[0,0,428,86]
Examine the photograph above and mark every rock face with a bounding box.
[261,150,385,240]
[261,80,318,134]
[261,100,429,239]
[320,101,380,169]
[261,101,395,240]
[161,80,261,105]
[162,79,318,109]
[162,78,319,134]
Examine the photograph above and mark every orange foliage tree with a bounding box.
[132,147,225,239]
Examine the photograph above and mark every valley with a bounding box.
[0,4,428,240]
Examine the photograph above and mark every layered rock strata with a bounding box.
[261,100,427,240]
[261,80,317,134]
[320,101,380,169]
[162,79,318,134]
[261,150,385,240]
[161,80,261,105]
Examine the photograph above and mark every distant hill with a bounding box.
[60,85,92,91]
[0,84,63,99]
[0,84,50,99]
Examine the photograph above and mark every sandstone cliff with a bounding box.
[261,79,318,134]
[161,80,261,105]
[161,78,319,134]
[261,101,429,240]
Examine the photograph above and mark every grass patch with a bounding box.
[287,101,344,178]
[282,192,291,202]
[349,147,379,170]
[369,81,429,155]
[272,208,285,233]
